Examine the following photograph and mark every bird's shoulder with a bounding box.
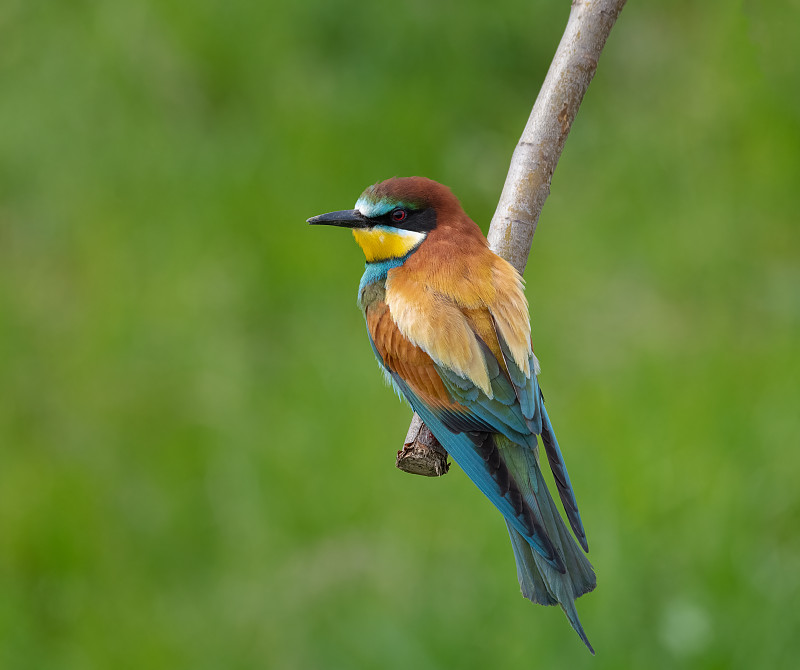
[383,233,534,389]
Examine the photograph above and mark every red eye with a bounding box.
[391,208,407,223]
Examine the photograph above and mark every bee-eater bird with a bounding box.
[308,177,596,652]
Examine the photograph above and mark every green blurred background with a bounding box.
[1,0,798,667]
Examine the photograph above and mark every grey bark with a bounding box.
[396,0,627,476]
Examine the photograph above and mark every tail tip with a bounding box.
[561,603,595,655]
[574,622,595,655]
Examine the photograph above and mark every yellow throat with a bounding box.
[352,226,426,263]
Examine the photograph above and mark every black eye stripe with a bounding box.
[379,206,436,233]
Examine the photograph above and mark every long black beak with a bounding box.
[307,209,368,229]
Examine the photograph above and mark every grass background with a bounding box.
[1,0,798,667]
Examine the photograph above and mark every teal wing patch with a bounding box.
[495,325,543,434]
[436,337,536,449]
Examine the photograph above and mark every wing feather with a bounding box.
[365,288,586,562]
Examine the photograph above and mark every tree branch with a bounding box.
[396,0,627,476]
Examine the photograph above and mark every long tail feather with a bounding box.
[502,436,596,653]
[540,404,589,552]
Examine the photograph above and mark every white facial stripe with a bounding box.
[373,225,425,242]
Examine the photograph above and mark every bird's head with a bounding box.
[307,177,463,263]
